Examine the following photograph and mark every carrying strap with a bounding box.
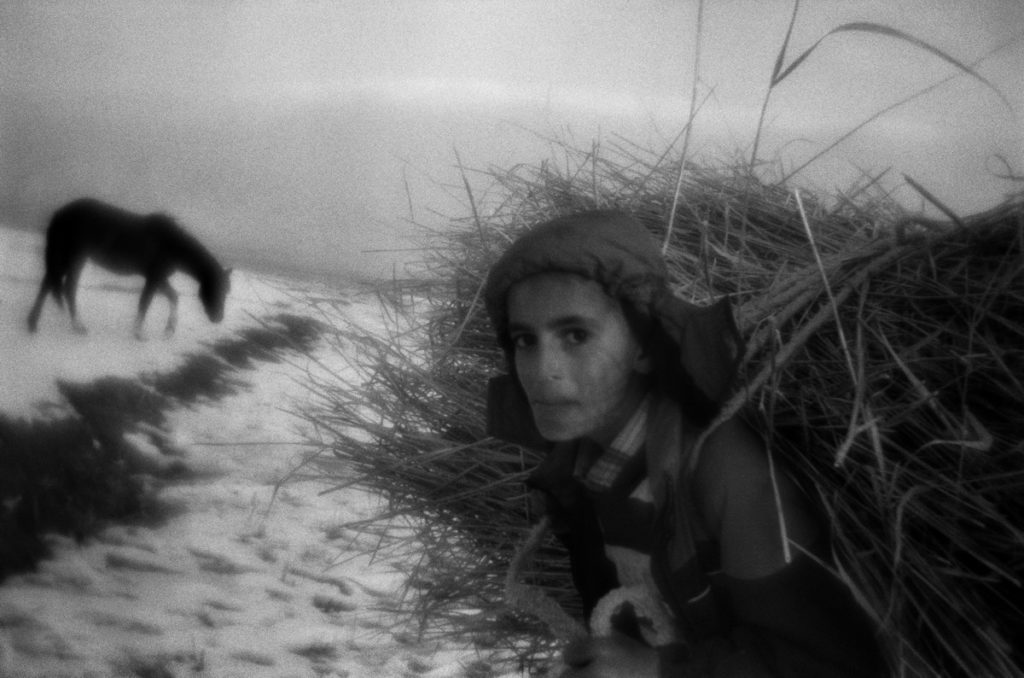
[646,396,730,640]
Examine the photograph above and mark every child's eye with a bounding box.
[563,328,589,345]
[511,333,535,350]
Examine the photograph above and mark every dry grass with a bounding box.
[300,134,1024,676]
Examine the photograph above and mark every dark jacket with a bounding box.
[490,378,886,677]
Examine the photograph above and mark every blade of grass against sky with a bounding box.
[750,0,1016,177]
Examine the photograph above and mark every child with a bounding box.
[483,210,884,677]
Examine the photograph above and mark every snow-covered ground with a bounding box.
[0,226,513,677]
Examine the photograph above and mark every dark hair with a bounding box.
[620,301,720,428]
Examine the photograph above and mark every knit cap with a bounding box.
[483,210,743,409]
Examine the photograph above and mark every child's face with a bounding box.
[507,272,650,444]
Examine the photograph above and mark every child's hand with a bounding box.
[558,632,659,678]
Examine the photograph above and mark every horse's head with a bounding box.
[201,267,232,323]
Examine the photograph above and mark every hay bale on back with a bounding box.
[731,203,1024,677]
[303,138,1024,676]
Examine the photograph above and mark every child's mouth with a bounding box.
[530,399,579,418]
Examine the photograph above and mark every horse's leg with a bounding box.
[158,280,179,338]
[27,277,55,333]
[65,259,88,334]
[135,277,160,340]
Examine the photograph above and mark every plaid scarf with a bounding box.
[575,398,650,492]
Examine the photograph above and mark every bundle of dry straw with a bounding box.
[301,136,1024,676]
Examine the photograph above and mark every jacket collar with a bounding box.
[488,373,702,511]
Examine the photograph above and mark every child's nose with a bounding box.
[537,343,566,381]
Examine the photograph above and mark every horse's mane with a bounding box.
[148,213,224,286]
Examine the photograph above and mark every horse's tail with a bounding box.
[43,209,73,308]
[47,276,65,307]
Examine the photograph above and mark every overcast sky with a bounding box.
[2,1,1021,277]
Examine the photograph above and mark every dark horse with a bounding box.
[27,198,231,338]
